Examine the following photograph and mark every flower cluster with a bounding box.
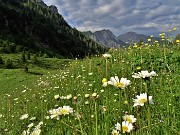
[49,106,73,120]
[132,70,157,79]
[22,121,43,135]
[102,76,131,89]
[104,70,156,134]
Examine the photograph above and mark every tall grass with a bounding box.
[0,34,180,135]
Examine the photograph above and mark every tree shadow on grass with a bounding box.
[27,71,43,75]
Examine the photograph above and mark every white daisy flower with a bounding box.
[54,94,60,99]
[27,123,34,129]
[30,129,41,135]
[66,94,72,100]
[85,94,90,98]
[115,122,121,131]
[111,129,119,135]
[108,76,131,89]
[58,106,73,115]
[121,121,134,133]
[132,70,157,78]
[102,53,112,58]
[88,73,93,76]
[102,82,108,87]
[20,114,29,120]
[123,115,136,123]
[49,109,60,120]
[133,93,153,107]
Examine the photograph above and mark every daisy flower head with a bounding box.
[54,94,60,99]
[115,122,121,131]
[85,94,90,98]
[31,128,41,135]
[121,121,134,133]
[102,53,112,58]
[123,115,136,123]
[115,121,134,133]
[92,92,97,97]
[20,114,29,120]
[108,76,131,89]
[49,108,60,120]
[58,106,73,115]
[132,70,157,79]
[111,129,120,135]
[133,93,153,107]
[66,94,72,100]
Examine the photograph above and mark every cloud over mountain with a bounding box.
[44,0,180,36]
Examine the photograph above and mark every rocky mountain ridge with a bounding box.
[83,30,161,47]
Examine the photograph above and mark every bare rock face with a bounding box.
[48,5,58,14]
[83,29,126,48]
[33,0,58,14]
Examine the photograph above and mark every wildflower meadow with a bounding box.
[0,29,180,135]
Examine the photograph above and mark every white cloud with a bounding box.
[43,0,180,36]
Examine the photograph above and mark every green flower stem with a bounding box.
[105,59,108,78]
[144,81,151,133]
[119,89,122,131]
[95,101,98,135]
[76,104,84,135]
[163,47,171,72]
[123,88,130,112]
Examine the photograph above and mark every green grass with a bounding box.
[0,43,180,135]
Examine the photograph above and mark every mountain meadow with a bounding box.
[0,0,180,135]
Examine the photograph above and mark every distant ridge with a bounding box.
[83,29,126,48]
[117,31,160,44]
[83,30,161,47]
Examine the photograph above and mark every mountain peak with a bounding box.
[83,29,126,48]
[117,31,160,44]
[48,5,58,13]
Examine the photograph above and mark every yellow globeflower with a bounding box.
[174,27,177,31]
[148,38,151,42]
[136,67,141,70]
[161,35,165,39]
[133,45,138,48]
[102,78,107,83]
[176,40,180,43]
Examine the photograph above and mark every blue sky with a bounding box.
[43,0,180,36]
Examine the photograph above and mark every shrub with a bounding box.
[5,59,13,69]
[0,56,4,64]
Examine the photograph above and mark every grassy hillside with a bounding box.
[0,32,179,134]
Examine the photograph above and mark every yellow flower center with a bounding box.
[126,117,133,123]
[122,125,128,133]
[117,82,125,88]
[61,109,68,115]
[139,98,147,103]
